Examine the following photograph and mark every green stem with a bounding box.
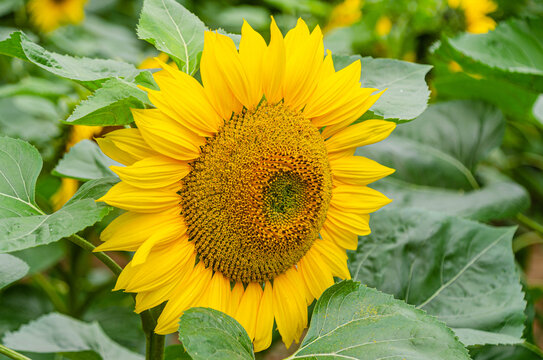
[141,307,165,360]
[32,273,69,314]
[517,213,543,236]
[0,344,31,360]
[521,342,543,357]
[67,234,122,276]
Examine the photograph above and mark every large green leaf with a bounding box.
[441,18,543,91]
[64,78,150,126]
[178,308,254,360]
[10,242,64,276]
[54,140,117,181]
[288,281,469,359]
[0,31,140,89]
[0,177,117,253]
[0,135,116,252]
[375,168,529,222]
[350,208,526,346]
[137,0,206,75]
[164,345,192,360]
[393,100,504,171]
[471,345,543,360]
[0,96,60,148]
[0,254,28,290]
[431,18,543,123]
[0,137,43,218]
[334,55,432,122]
[2,313,143,360]
[358,101,528,221]
[0,77,72,99]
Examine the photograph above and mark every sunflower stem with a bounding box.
[141,307,165,360]
[67,234,122,276]
[0,344,31,360]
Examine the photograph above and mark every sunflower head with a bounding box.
[448,0,497,33]
[28,0,87,33]
[96,18,395,352]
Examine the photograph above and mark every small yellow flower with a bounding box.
[448,0,497,33]
[324,0,362,33]
[138,53,170,70]
[375,16,392,37]
[96,19,395,351]
[28,0,87,33]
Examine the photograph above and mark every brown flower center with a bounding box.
[179,103,332,282]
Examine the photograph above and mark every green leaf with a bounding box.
[333,55,432,122]
[0,77,72,99]
[64,78,150,126]
[164,345,192,360]
[431,18,543,123]
[393,100,505,171]
[178,308,254,360]
[289,281,469,360]
[0,31,140,89]
[349,208,526,346]
[0,174,117,252]
[54,140,118,181]
[0,96,61,148]
[360,100,504,189]
[10,242,65,276]
[375,168,530,222]
[137,0,206,75]
[440,18,543,91]
[0,254,28,290]
[2,313,143,360]
[471,344,543,360]
[0,137,43,218]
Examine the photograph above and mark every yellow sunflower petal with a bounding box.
[283,19,324,111]
[133,108,205,161]
[95,208,182,252]
[313,239,351,279]
[239,20,266,107]
[110,156,189,189]
[273,268,308,348]
[201,32,243,119]
[135,277,179,313]
[199,271,231,314]
[329,156,395,185]
[331,185,392,213]
[97,128,159,166]
[325,119,396,154]
[320,218,359,250]
[147,66,222,136]
[326,206,371,236]
[131,225,187,266]
[155,262,212,334]
[116,238,194,293]
[254,281,274,352]
[262,17,286,104]
[228,281,245,318]
[298,246,334,300]
[235,282,263,341]
[97,182,180,213]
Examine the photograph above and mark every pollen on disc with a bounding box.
[179,103,332,283]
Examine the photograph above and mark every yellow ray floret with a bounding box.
[96,18,396,352]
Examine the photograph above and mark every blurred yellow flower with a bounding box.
[51,125,102,210]
[448,0,497,33]
[138,53,170,70]
[324,0,362,33]
[28,0,87,33]
[375,16,392,37]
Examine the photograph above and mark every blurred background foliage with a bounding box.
[1,0,543,359]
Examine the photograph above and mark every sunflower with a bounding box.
[95,18,395,351]
[323,0,362,34]
[448,0,497,33]
[27,0,87,33]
